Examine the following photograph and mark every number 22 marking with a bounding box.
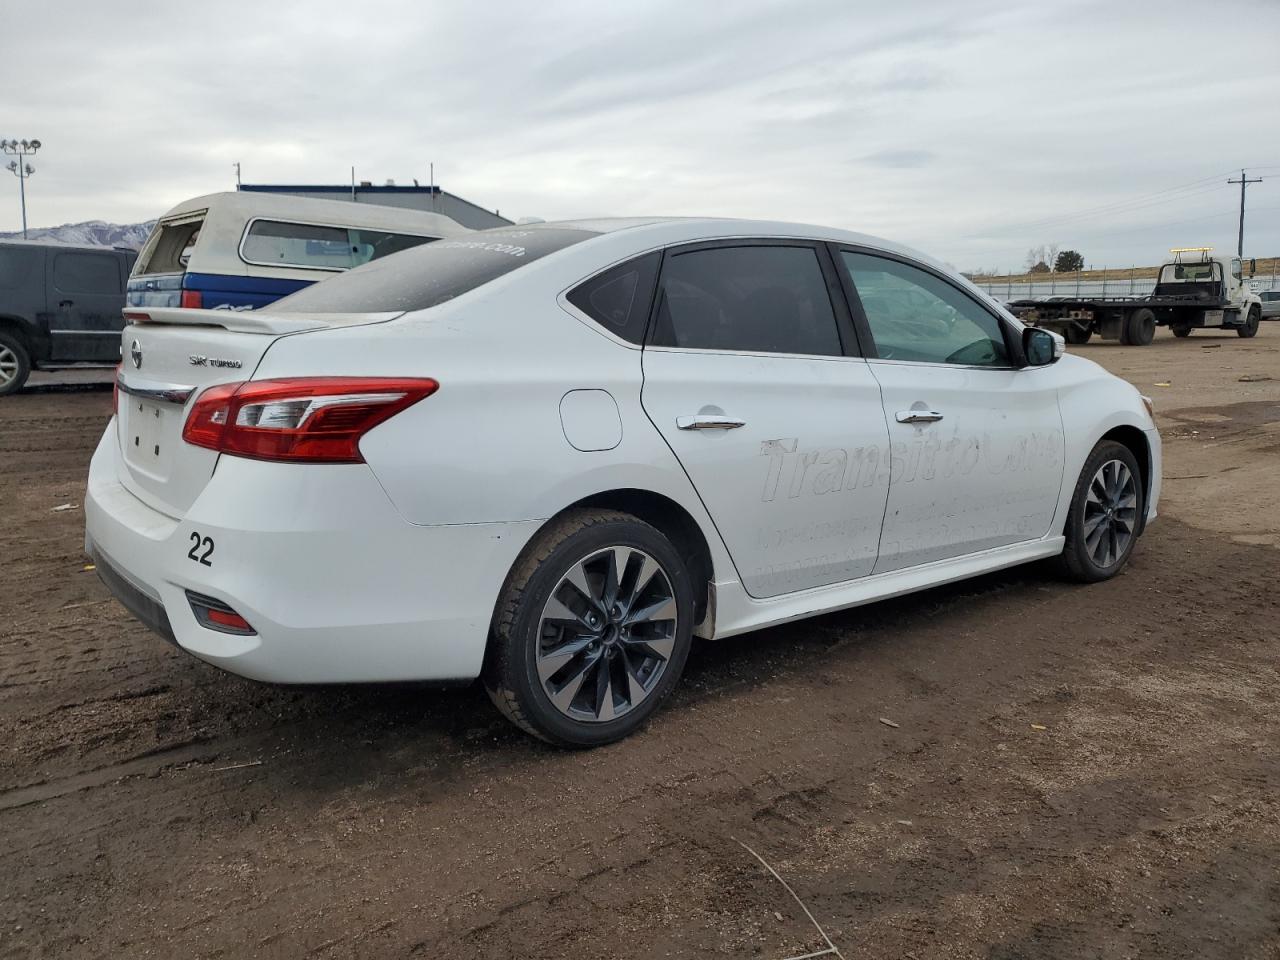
[187,531,214,566]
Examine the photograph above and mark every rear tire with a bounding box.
[1237,306,1260,339]
[1122,308,1156,346]
[1063,323,1092,345]
[1058,440,1144,583]
[483,509,695,747]
[0,330,31,396]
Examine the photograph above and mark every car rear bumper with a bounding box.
[84,424,541,684]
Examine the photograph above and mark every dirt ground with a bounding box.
[3,326,1279,960]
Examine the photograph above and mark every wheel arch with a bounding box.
[0,317,35,392]
[0,315,34,350]
[490,487,719,650]
[564,488,716,634]
[1098,424,1152,535]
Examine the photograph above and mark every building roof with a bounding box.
[240,183,442,195]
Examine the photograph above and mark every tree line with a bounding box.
[1025,244,1084,274]
[963,246,1086,279]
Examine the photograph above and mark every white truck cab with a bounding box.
[1157,247,1263,338]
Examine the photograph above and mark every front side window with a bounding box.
[53,252,121,295]
[649,245,842,356]
[1231,259,1242,280]
[241,220,437,271]
[840,252,1008,366]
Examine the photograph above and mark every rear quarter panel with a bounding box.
[249,271,737,582]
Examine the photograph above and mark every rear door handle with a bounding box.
[676,414,746,431]
[895,409,944,424]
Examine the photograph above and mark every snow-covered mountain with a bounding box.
[0,219,155,249]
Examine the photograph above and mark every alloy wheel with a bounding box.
[1083,459,1138,569]
[536,546,678,723]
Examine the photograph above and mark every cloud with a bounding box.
[860,149,937,169]
[1,0,1278,268]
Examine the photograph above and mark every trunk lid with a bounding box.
[114,307,398,517]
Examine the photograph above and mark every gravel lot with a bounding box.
[3,326,1279,959]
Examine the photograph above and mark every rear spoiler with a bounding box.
[122,307,402,335]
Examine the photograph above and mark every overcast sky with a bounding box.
[3,0,1279,271]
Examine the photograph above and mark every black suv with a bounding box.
[0,241,137,395]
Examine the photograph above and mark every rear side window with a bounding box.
[649,245,842,356]
[0,246,40,289]
[566,252,660,344]
[135,215,205,275]
[240,220,438,271]
[273,227,598,314]
[53,252,121,294]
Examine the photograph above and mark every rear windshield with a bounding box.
[241,219,439,271]
[135,215,205,276]
[1159,261,1219,283]
[271,227,598,314]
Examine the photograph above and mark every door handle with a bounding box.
[676,414,746,431]
[895,409,944,424]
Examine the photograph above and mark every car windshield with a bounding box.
[271,227,598,314]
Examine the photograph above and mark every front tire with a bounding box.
[0,330,31,396]
[1238,306,1260,339]
[1058,441,1144,583]
[1122,308,1156,346]
[484,509,695,747]
[1171,323,1193,338]
[1063,323,1092,345]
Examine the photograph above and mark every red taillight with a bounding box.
[207,608,253,631]
[181,377,439,463]
[180,289,203,309]
[187,591,256,636]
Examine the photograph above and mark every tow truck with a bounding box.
[1008,248,1263,346]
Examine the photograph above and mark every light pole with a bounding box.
[1,138,41,239]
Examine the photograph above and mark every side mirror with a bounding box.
[1022,327,1062,366]
[1250,257,1257,277]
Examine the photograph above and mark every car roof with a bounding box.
[0,238,134,254]
[506,216,950,275]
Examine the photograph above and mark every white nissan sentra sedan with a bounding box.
[86,218,1161,746]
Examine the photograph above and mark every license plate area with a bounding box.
[122,398,175,477]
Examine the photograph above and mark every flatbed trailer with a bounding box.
[1005,249,1263,346]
